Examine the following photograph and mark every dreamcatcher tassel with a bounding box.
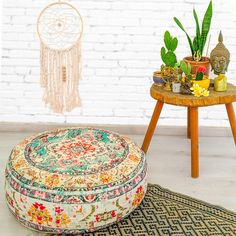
[37,2,83,114]
[40,42,82,113]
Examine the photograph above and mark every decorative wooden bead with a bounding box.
[62,66,66,82]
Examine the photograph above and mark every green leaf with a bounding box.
[180,60,191,76]
[164,31,171,50]
[161,47,166,63]
[165,51,177,67]
[193,37,199,53]
[174,62,179,69]
[187,63,191,75]
[173,17,194,56]
[200,0,213,55]
[193,8,201,54]
[170,37,178,51]
[180,60,187,73]
[193,8,201,50]
[187,74,193,80]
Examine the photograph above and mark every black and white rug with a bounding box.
[81,183,236,236]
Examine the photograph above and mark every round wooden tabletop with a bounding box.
[151,83,236,107]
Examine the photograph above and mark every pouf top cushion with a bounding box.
[6,128,146,203]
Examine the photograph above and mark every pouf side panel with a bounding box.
[5,175,147,234]
[5,158,146,204]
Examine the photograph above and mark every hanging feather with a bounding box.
[37,1,83,113]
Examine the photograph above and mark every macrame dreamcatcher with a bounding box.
[37,1,83,113]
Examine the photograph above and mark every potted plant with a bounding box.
[192,66,210,89]
[180,60,193,95]
[174,0,213,75]
[180,60,192,80]
[171,62,183,93]
[160,31,178,90]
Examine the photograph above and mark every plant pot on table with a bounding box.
[172,82,181,93]
[184,56,210,76]
[162,75,176,91]
[153,71,164,86]
[192,75,210,89]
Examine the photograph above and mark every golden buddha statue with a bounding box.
[210,31,230,75]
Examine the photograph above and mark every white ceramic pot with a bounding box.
[172,82,181,93]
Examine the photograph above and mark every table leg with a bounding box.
[141,101,164,154]
[190,107,199,178]
[225,103,236,145]
[187,107,191,139]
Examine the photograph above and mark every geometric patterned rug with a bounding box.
[80,184,236,236]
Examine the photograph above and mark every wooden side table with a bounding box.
[142,83,236,178]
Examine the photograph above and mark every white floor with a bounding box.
[0,131,236,236]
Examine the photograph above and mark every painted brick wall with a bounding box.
[1,0,236,126]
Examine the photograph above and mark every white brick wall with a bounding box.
[1,0,236,126]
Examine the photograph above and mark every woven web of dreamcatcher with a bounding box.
[37,2,83,50]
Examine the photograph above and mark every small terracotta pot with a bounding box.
[183,56,211,76]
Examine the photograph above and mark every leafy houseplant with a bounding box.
[174,0,213,75]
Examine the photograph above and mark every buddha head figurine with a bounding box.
[210,31,230,75]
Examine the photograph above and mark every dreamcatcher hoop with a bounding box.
[37,1,83,51]
[37,1,84,113]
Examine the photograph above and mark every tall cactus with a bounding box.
[161,31,178,68]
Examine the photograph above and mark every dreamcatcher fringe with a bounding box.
[40,42,82,113]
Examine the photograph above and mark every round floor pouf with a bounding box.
[5,128,147,234]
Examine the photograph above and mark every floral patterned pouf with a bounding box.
[5,128,147,234]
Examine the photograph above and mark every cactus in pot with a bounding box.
[160,31,178,79]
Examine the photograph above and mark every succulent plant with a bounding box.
[161,31,178,68]
[174,1,213,62]
[195,66,206,80]
[180,60,192,80]
[161,65,177,77]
